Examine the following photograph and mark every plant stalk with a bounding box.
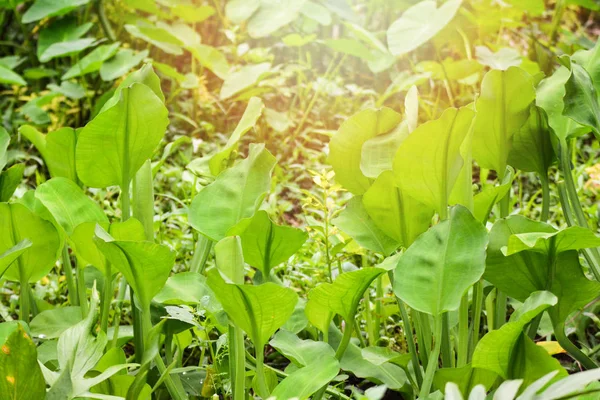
[420,315,443,397]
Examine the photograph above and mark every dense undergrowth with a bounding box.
[3,0,600,399]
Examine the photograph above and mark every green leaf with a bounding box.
[22,0,91,23]
[485,216,600,325]
[472,168,514,223]
[0,127,8,171]
[94,225,176,311]
[188,44,230,80]
[433,364,497,396]
[219,63,271,100]
[225,0,259,23]
[99,49,148,82]
[329,107,403,194]
[270,330,336,367]
[472,67,535,178]
[0,163,25,202]
[172,4,215,23]
[0,203,61,282]
[206,269,297,349]
[101,64,165,113]
[386,0,462,56]
[154,272,219,310]
[76,82,169,189]
[0,239,31,279]
[393,205,487,316]
[270,355,340,400]
[360,121,409,179]
[393,106,474,214]
[125,23,183,55]
[228,210,307,277]
[305,268,385,332]
[214,235,245,284]
[0,64,26,86]
[324,39,375,61]
[37,18,92,60]
[246,0,307,38]
[30,306,82,339]
[35,177,108,236]
[472,291,565,385]
[507,105,556,176]
[46,286,132,399]
[536,66,587,142]
[562,59,600,139]
[188,144,276,241]
[332,196,399,255]
[19,125,79,181]
[210,97,264,175]
[475,46,522,70]
[62,42,121,80]
[0,326,46,399]
[39,38,97,63]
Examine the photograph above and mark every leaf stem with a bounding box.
[76,265,88,318]
[255,345,270,398]
[100,262,112,332]
[457,293,469,367]
[62,245,79,307]
[554,322,598,370]
[190,235,212,274]
[420,315,443,397]
[469,279,484,361]
[540,175,550,222]
[230,324,246,400]
[397,296,423,386]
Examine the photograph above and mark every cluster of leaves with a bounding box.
[3,0,600,399]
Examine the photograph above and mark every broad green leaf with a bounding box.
[305,268,385,332]
[62,42,121,80]
[328,325,408,390]
[332,196,399,255]
[393,106,474,214]
[99,49,149,82]
[505,225,600,256]
[70,219,145,274]
[360,121,409,179]
[228,210,307,277]
[206,268,297,349]
[300,1,331,25]
[76,83,169,188]
[270,330,336,367]
[329,107,403,194]
[101,64,165,113]
[246,0,307,38]
[22,0,91,23]
[433,364,497,396]
[0,203,61,282]
[485,216,600,325]
[94,225,176,311]
[0,239,31,281]
[188,44,230,80]
[225,0,259,23]
[472,291,565,384]
[219,63,271,100]
[19,125,78,181]
[188,144,276,241]
[49,81,85,99]
[386,0,462,56]
[562,58,600,139]
[30,306,82,339]
[361,346,411,367]
[0,163,24,202]
[125,23,183,55]
[214,235,245,284]
[405,85,419,132]
[37,18,92,60]
[507,105,556,176]
[210,97,264,175]
[132,159,154,241]
[154,272,219,310]
[0,326,46,399]
[324,39,375,61]
[472,169,514,223]
[0,65,26,86]
[39,38,97,63]
[475,46,522,70]
[363,171,432,248]
[536,66,587,142]
[472,67,535,178]
[35,177,108,236]
[270,355,340,400]
[393,205,487,316]
[172,4,215,22]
